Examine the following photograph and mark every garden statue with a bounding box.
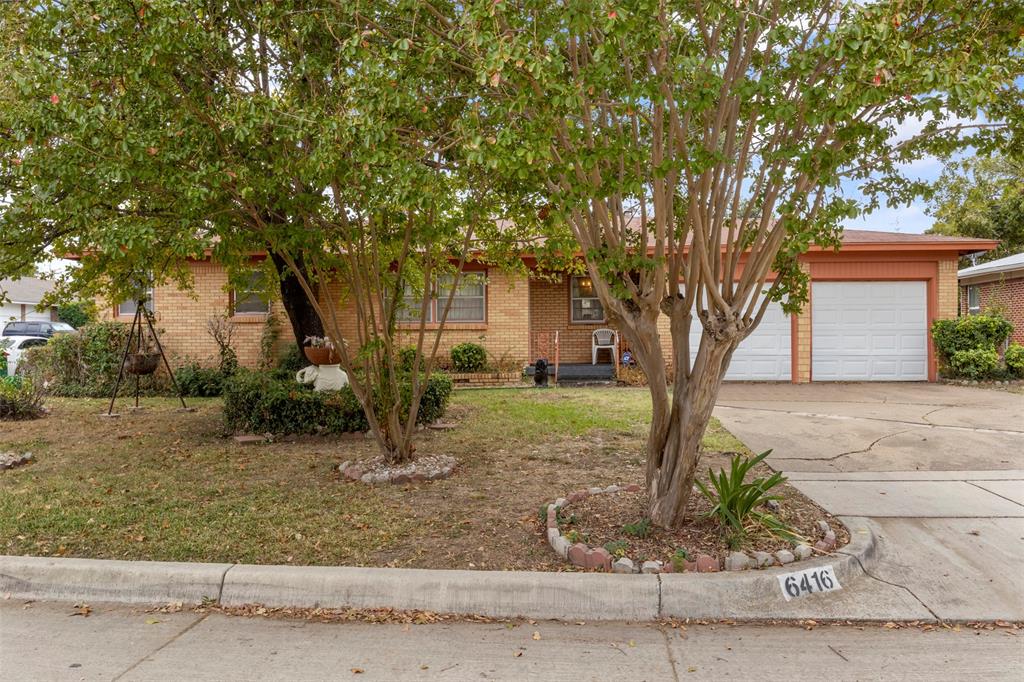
[296,363,349,392]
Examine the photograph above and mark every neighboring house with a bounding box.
[958,252,1024,344]
[93,230,996,382]
[0,277,58,325]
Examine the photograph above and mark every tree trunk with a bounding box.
[269,251,324,357]
[647,338,735,528]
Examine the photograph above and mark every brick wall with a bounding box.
[97,260,288,368]
[959,276,1024,344]
[794,260,813,383]
[325,268,531,368]
[528,273,673,366]
[936,257,958,321]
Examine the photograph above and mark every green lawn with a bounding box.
[0,387,747,569]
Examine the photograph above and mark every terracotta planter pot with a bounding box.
[304,346,340,366]
[126,352,160,376]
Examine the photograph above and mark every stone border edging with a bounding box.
[544,486,838,573]
[0,518,875,621]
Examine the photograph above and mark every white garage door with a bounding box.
[23,306,52,322]
[689,298,792,381]
[812,281,927,381]
[1,303,20,323]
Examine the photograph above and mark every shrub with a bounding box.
[931,315,1013,362]
[397,346,427,373]
[56,301,97,329]
[1005,343,1024,378]
[19,322,170,397]
[174,361,227,397]
[449,342,488,373]
[0,376,46,420]
[278,344,306,373]
[949,347,1000,380]
[222,369,453,435]
[695,451,797,541]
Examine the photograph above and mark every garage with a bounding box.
[690,297,792,381]
[812,281,928,381]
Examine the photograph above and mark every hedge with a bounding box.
[222,369,453,435]
[19,322,171,397]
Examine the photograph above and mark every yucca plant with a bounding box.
[695,451,800,542]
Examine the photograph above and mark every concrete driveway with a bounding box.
[714,383,1024,621]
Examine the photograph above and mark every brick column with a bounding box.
[936,257,958,320]
[794,261,812,383]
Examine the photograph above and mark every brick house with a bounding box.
[97,229,996,382]
[957,252,1024,344]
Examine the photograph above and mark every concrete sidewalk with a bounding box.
[3,601,1022,682]
[714,383,1024,622]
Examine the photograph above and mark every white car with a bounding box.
[0,336,49,376]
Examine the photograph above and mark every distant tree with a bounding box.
[927,155,1024,264]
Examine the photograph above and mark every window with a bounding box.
[397,281,433,323]
[966,285,981,315]
[438,273,486,322]
[118,287,154,317]
[571,276,604,322]
[396,272,487,324]
[19,338,48,350]
[233,272,270,315]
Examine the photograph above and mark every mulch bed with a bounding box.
[556,457,850,566]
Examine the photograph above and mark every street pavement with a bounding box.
[1,600,1021,681]
[714,382,1024,622]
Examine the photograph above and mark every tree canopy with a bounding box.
[927,154,1024,263]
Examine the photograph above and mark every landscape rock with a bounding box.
[695,555,719,573]
[765,499,781,512]
[550,535,571,560]
[546,506,558,529]
[815,531,837,552]
[775,549,795,565]
[553,497,568,509]
[603,485,621,494]
[725,552,753,571]
[566,490,589,503]
[546,528,560,544]
[752,551,775,568]
[793,544,813,560]
[612,557,635,574]
[624,484,642,493]
[588,487,605,495]
[567,543,589,567]
[817,520,831,536]
[640,560,662,574]
[584,547,613,571]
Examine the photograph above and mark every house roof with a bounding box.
[958,252,1024,282]
[0,277,55,305]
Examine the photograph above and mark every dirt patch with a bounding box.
[556,453,849,566]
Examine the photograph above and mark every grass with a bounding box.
[0,387,757,569]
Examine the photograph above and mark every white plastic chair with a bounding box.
[592,328,618,365]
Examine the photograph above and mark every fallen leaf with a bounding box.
[513,651,523,658]
[351,668,364,674]
[532,631,541,640]
[145,618,161,625]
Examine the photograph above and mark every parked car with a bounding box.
[0,336,49,375]
[1,320,76,338]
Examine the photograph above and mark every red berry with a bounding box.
[50,94,60,104]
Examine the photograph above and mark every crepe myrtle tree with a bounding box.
[0,1,530,463]
[456,0,1024,526]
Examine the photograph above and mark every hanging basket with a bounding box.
[304,346,340,366]
[126,352,161,376]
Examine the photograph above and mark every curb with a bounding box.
[0,517,877,621]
